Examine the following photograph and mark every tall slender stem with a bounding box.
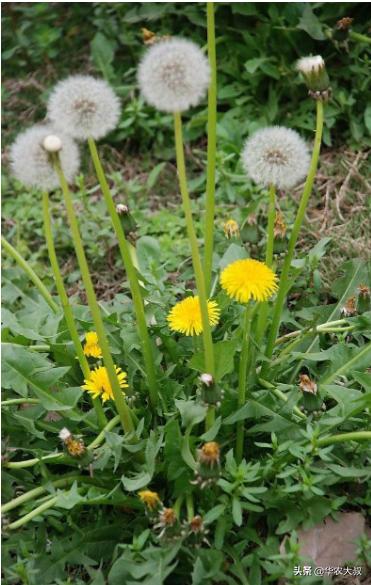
[236,303,253,462]
[1,236,58,313]
[264,100,324,368]
[317,431,371,447]
[42,191,106,428]
[7,496,58,530]
[53,155,134,435]
[87,137,158,409]
[255,183,276,344]
[173,113,215,380]
[204,1,217,295]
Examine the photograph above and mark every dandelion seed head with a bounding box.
[220,258,278,304]
[10,124,80,191]
[138,38,210,113]
[47,75,121,140]
[241,126,310,190]
[167,296,220,336]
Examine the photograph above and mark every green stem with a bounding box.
[7,495,58,530]
[1,236,58,313]
[317,431,371,448]
[255,184,276,344]
[4,415,121,470]
[258,378,306,420]
[205,406,215,430]
[53,155,134,435]
[275,318,350,344]
[173,115,215,369]
[42,191,106,428]
[349,30,371,45]
[264,100,324,369]
[236,303,254,462]
[87,138,158,409]
[186,492,194,521]
[2,475,81,513]
[2,398,40,406]
[204,1,217,295]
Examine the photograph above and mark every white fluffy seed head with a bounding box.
[10,124,80,191]
[296,55,324,75]
[241,126,310,190]
[47,75,121,140]
[138,38,210,113]
[42,134,62,152]
[59,427,72,442]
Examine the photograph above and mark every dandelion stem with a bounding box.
[53,155,134,435]
[349,30,371,45]
[204,1,217,295]
[7,495,58,530]
[1,236,58,313]
[2,475,82,513]
[186,493,194,521]
[316,431,371,448]
[173,113,216,428]
[42,191,106,428]
[263,100,324,370]
[87,137,159,410]
[236,302,254,462]
[2,398,40,406]
[255,183,276,344]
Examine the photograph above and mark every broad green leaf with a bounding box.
[175,399,207,428]
[121,471,152,492]
[297,5,326,40]
[189,338,239,381]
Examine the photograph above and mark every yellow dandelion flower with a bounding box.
[167,296,220,336]
[223,219,239,239]
[138,489,161,510]
[220,258,278,303]
[82,365,128,402]
[83,331,102,358]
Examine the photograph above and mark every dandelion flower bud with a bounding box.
[47,75,121,140]
[296,55,330,99]
[242,126,310,190]
[10,124,80,191]
[200,373,214,387]
[42,134,62,153]
[138,38,210,113]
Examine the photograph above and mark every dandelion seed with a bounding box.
[242,126,310,190]
[220,258,278,304]
[82,365,128,403]
[167,296,220,336]
[138,38,210,113]
[10,124,80,191]
[47,75,121,140]
[83,331,102,359]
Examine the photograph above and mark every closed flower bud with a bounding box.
[223,219,240,240]
[296,55,331,100]
[138,38,210,113]
[200,373,214,387]
[42,134,62,153]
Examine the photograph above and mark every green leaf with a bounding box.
[91,32,116,79]
[203,504,226,525]
[121,471,152,492]
[189,338,239,381]
[175,399,207,428]
[321,342,371,385]
[297,5,326,40]
[326,464,370,479]
[219,243,247,270]
[2,344,72,410]
[224,399,296,433]
[56,482,84,509]
[232,497,243,526]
